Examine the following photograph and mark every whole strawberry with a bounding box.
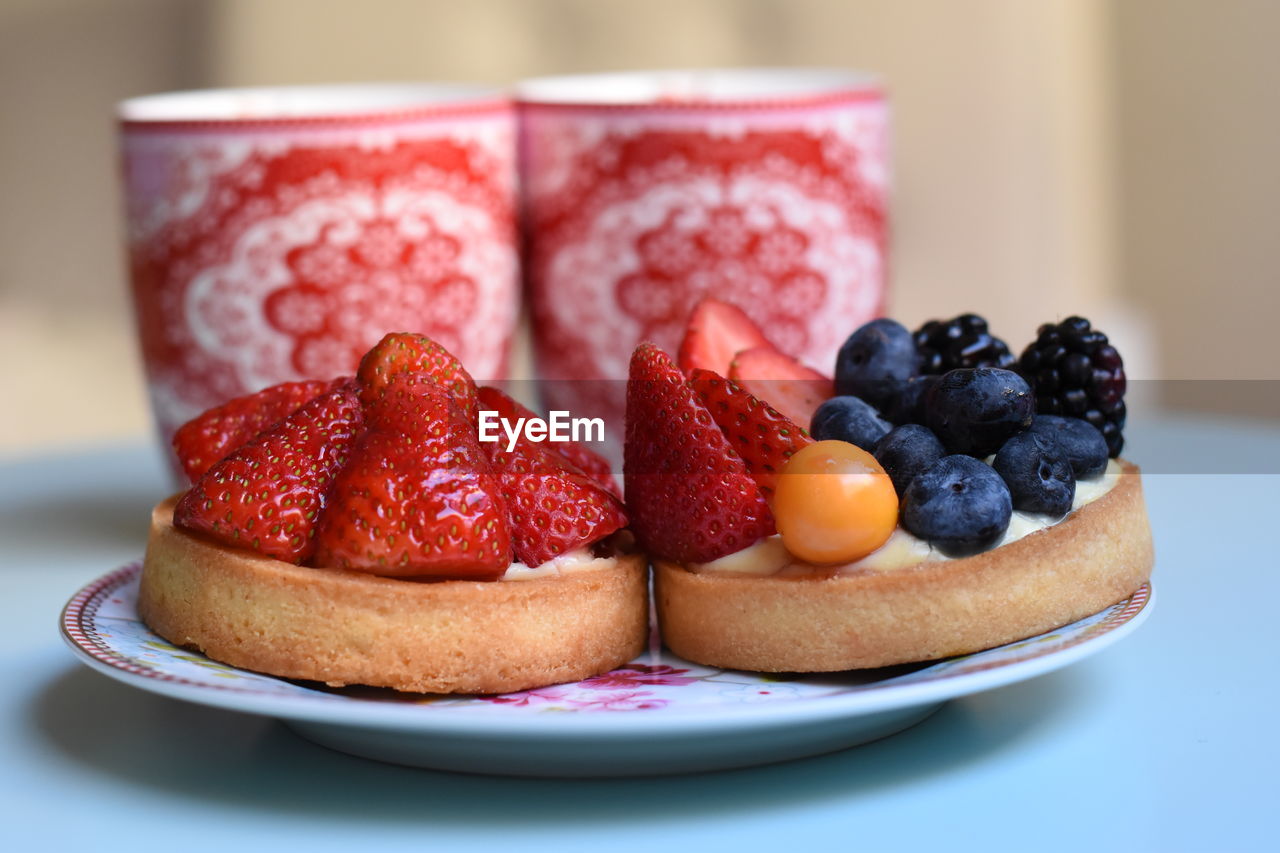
[172,378,342,482]
[313,374,510,579]
[477,387,627,566]
[624,343,775,563]
[357,332,480,422]
[173,383,364,563]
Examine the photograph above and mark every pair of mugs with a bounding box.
[121,68,889,444]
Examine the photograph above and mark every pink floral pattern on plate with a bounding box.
[62,563,1152,716]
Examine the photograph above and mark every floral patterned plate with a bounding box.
[61,563,1152,777]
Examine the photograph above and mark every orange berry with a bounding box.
[773,440,899,565]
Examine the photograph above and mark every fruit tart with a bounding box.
[140,333,646,694]
[631,309,1153,673]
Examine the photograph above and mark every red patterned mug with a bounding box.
[119,84,519,446]
[518,69,889,428]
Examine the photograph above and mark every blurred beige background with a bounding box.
[1,0,1276,455]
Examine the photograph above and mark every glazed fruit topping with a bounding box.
[172,333,630,577]
[901,455,1013,557]
[636,302,1133,564]
[1018,316,1127,456]
[690,369,814,500]
[313,374,511,578]
[1028,415,1109,478]
[810,395,892,452]
[172,378,342,483]
[992,430,1075,516]
[728,346,833,429]
[773,440,898,565]
[624,343,775,563]
[883,374,938,426]
[477,385,619,498]
[174,383,364,564]
[817,311,1123,556]
[915,313,1016,374]
[357,332,480,422]
[677,297,773,377]
[873,424,946,497]
[925,367,1035,458]
[476,387,626,567]
[834,318,919,411]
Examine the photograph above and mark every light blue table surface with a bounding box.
[1,414,1276,853]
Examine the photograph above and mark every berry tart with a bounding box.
[140,333,646,694]
[631,308,1153,673]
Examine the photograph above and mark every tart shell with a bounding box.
[654,460,1154,672]
[139,498,649,694]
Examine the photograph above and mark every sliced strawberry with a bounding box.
[313,375,510,579]
[173,384,364,564]
[172,378,342,482]
[689,368,813,499]
[676,297,774,376]
[553,442,619,498]
[729,346,833,430]
[476,385,620,497]
[476,387,626,566]
[624,343,774,563]
[356,332,479,422]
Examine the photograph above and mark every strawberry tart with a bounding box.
[139,333,646,694]
[627,304,1154,673]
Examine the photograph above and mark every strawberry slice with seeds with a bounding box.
[476,385,620,497]
[624,343,775,563]
[553,443,619,498]
[173,383,364,564]
[313,374,510,579]
[677,297,774,376]
[689,368,813,499]
[477,387,627,566]
[356,332,480,422]
[172,378,342,482]
[729,346,833,430]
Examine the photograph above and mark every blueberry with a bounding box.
[810,396,892,451]
[874,424,946,496]
[992,431,1075,515]
[901,455,1012,557]
[835,319,919,411]
[1028,415,1108,477]
[883,374,939,425]
[925,368,1035,457]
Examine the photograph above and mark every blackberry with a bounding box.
[1018,316,1126,457]
[914,314,1017,375]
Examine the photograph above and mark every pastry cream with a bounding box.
[690,459,1123,577]
[499,548,614,580]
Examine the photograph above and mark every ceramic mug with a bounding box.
[119,83,520,445]
[518,68,889,428]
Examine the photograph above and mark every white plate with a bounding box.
[61,563,1152,777]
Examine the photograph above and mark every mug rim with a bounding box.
[118,82,512,131]
[516,67,883,111]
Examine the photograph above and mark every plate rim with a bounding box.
[60,561,1153,736]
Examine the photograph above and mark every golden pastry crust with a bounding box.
[139,498,649,694]
[654,460,1153,672]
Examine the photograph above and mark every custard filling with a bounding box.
[689,459,1122,576]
